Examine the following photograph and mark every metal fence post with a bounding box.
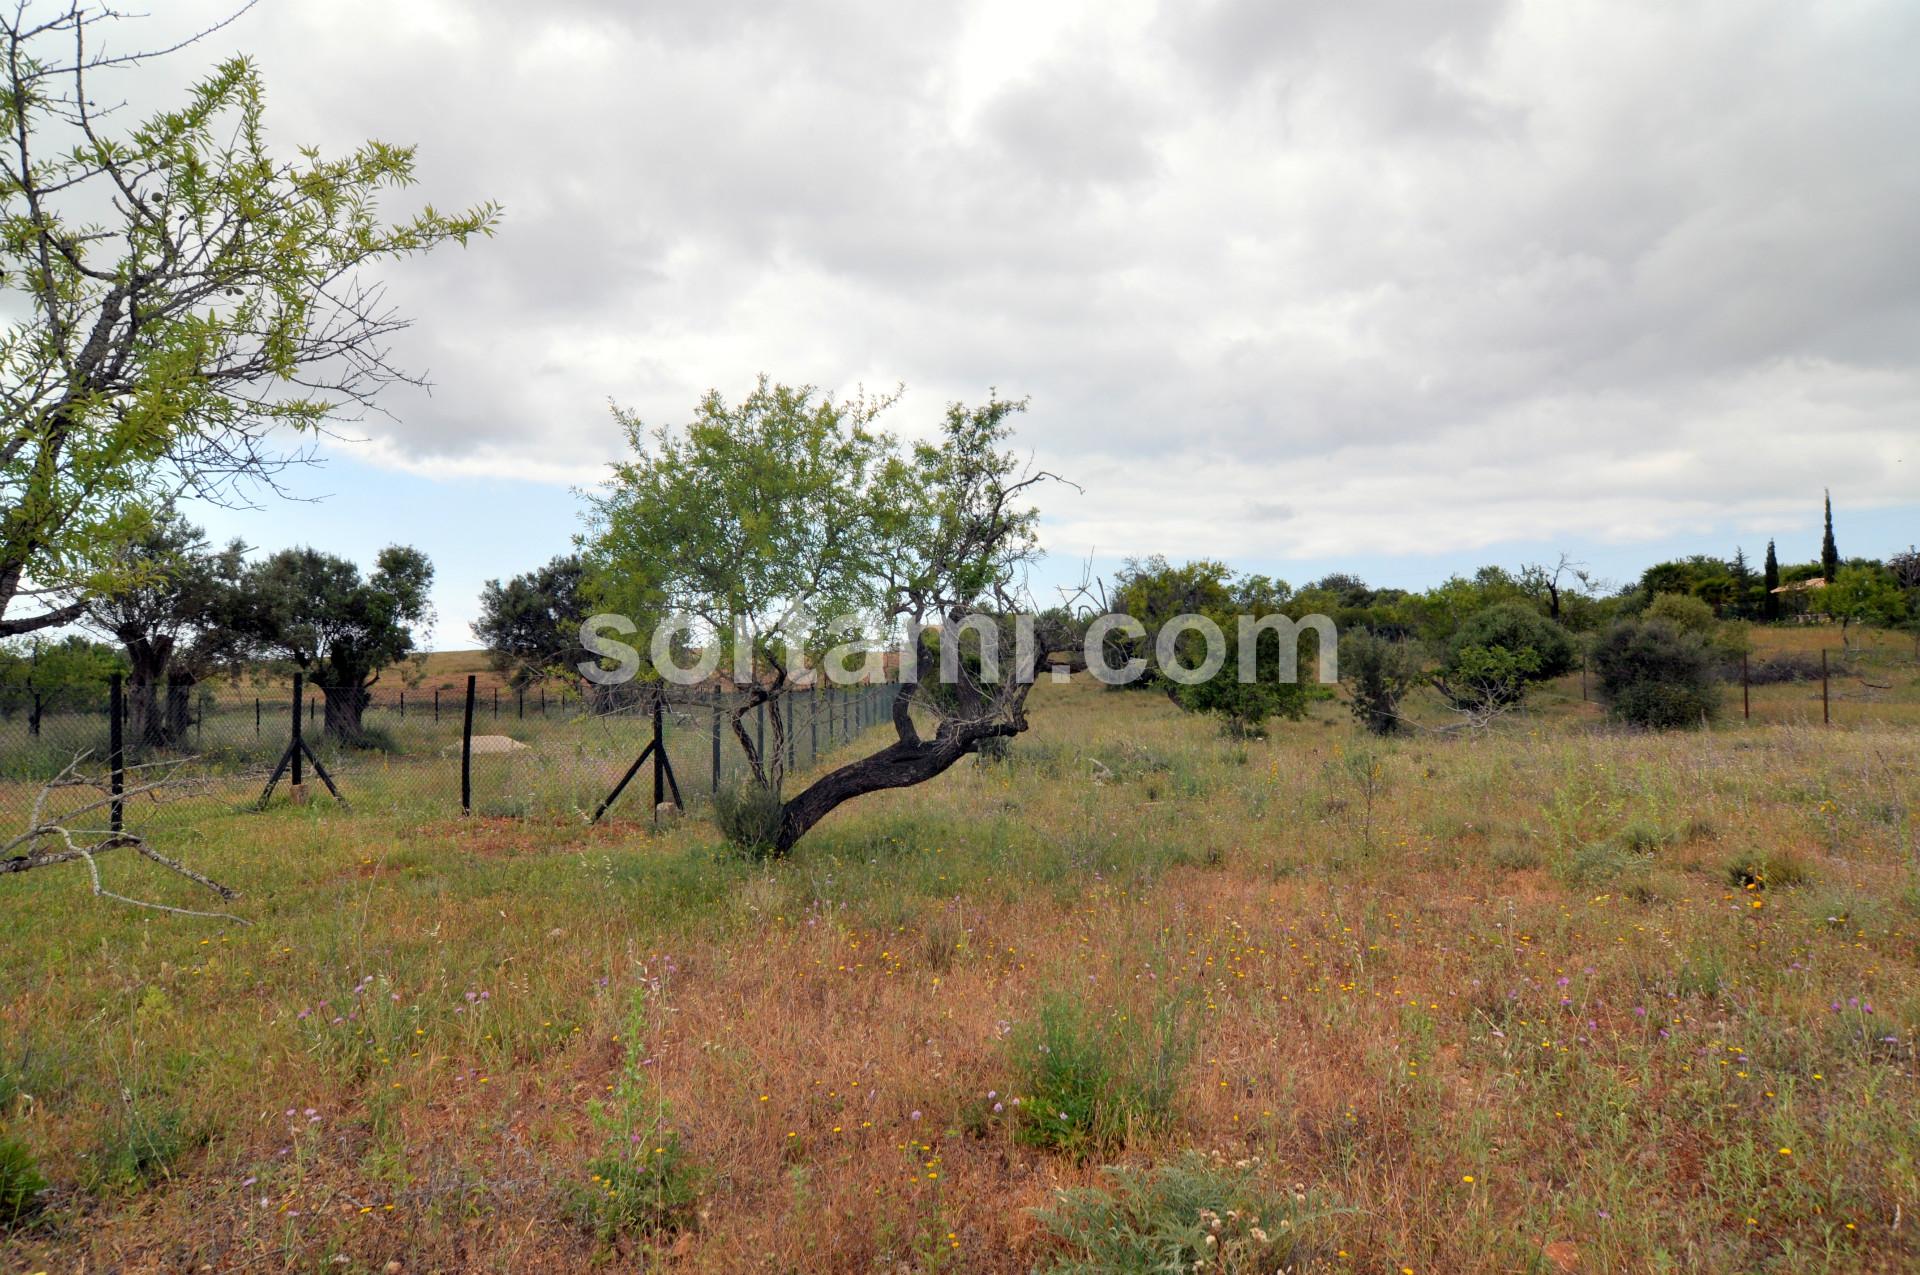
[1821,648,1830,726]
[710,690,722,795]
[786,688,796,772]
[108,673,124,834]
[434,688,440,722]
[517,687,525,720]
[254,696,260,738]
[652,696,666,826]
[493,686,500,719]
[461,674,477,814]
[399,691,406,720]
[290,673,305,795]
[809,685,818,765]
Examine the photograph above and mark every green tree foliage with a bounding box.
[1340,630,1424,735]
[240,547,434,742]
[1823,563,1910,648]
[473,555,594,690]
[0,633,121,717]
[1401,567,1531,644]
[1103,556,1237,693]
[1432,602,1575,713]
[584,378,898,785]
[1172,621,1312,737]
[82,512,244,747]
[587,380,1062,854]
[1591,618,1721,729]
[0,8,496,636]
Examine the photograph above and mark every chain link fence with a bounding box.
[0,674,899,840]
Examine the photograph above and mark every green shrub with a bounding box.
[1590,618,1721,729]
[1434,603,1576,711]
[1173,638,1310,738]
[712,779,785,858]
[0,1132,47,1228]
[1491,842,1544,871]
[1645,592,1716,635]
[1033,1152,1336,1273]
[1011,994,1192,1158]
[1340,631,1423,735]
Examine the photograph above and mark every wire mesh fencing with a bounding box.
[0,673,900,841]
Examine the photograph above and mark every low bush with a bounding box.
[1590,618,1721,728]
[1726,850,1812,891]
[1434,603,1576,712]
[1742,653,1823,685]
[1340,630,1424,735]
[86,1103,202,1190]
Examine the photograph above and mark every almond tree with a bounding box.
[0,5,496,634]
[585,381,1067,854]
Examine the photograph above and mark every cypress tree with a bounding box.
[1821,490,1839,583]
[1762,540,1780,621]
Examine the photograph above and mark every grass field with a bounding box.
[2,627,1918,1272]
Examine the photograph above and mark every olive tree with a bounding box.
[0,5,495,635]
[241,546,434,742]
[82,511,244,748]
[474,554,596,690]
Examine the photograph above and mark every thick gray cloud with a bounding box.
[127,0,1919,557]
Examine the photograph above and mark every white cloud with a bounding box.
[126,0,1919,567]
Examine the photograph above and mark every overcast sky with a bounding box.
[134,0,1919,645]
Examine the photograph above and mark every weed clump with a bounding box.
[1726,850,1812,891]
[1010,993,1192,1158]
[86,1103,202,1190]
[569,990,703,1243]
[713,779,785,858]
[1034,1152,1335,1272]
[0,1133,47,1227]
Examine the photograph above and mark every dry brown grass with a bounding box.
[2,627,1918,1272]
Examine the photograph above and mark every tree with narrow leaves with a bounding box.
[241,546,434,742]
[0,6,496,638]
[586,381,1067,855]
[585,378,897,791]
